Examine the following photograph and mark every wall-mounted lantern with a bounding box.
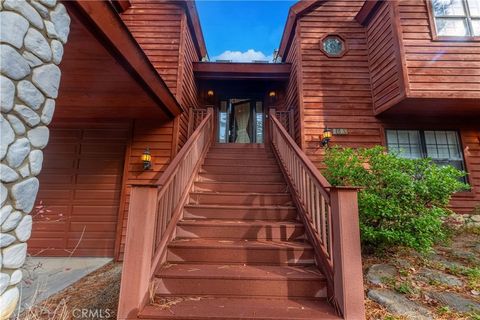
[321,127,333,147]
[142,147,152,170]
[207,90,214,97]
[268,91,276,98]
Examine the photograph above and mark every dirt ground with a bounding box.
[17,263,122,320]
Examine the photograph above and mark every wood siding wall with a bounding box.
[121,1,182,95]
[283,32,302,146]
[30,121,130,257]
[366,1,404,113]
[298,1,382,169]
[116,2,203,259]
[397,0,480,99]
[289,0,479,214]
[116,120,175,259]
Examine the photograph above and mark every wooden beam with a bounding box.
[193,62,291,80]
[111,0,131,13]
[65,1,183,118]
[356,0,383,25]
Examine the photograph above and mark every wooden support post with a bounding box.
[288,108,295,138]
[117,186,158,320]
[187,107,194,137]
[330,187,365,320]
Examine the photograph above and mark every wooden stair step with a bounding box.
[167,239,314,265]
[177,219,304,240]
[203,158,278,166]
[193,182,288,193]
[205,153,275,160]
[183,204,297,220]
[189,192,292,206]
[198,173,285,183]
[155,264,326,298]
[140,297,341,320]
[200,164,280,174]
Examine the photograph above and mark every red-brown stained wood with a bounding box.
[29,121,130,257]
[283,0,480,215]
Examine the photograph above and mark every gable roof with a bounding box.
[278,0,324,61]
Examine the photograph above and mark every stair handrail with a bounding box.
[269,109,365,320]
[118,108,214,320]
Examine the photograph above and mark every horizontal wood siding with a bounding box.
[117,120,175,259]
[294,1,479,213]
[299,1,382,168]
[366,1,403,112]
[30,121,130,257]
[121,1,183,95]
[398,0,480,99]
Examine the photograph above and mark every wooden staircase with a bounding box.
[139,144,341,319]
[118,110,365,320]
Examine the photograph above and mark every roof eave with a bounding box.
[278,0,322,61]
[65,0,184,118]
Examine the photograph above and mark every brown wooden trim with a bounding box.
[111,0,131,13]
[356,0,384,26]
[65,1,183,118]
[193,62,291,80]
[319,33,349,58]
[171,117,180,157]
[425,0,480,42]
[176,13,187,104]
[390,1,410,97]
[114,121,134,261]
[278,0,325,61]
[295,25,306,151]
[182,0,208,59]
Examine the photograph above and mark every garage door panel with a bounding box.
[81,143,126,155]
[74,190,121,201]
[29,123,128,257]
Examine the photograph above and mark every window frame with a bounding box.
[427,0,480,41]
[384,129,471,186]
[319,33,348,58]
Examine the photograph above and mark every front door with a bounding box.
[217,99,264,143]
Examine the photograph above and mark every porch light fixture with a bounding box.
[207,90,214,97]
[142,147,152,170]
[321,127,333,147]
[269,91,276,97]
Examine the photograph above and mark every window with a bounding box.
[386,130,466,178]
[320,34,347,57]
[430,0,480,37]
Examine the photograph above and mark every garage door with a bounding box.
[29,122,130,257]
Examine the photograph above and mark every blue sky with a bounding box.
[196,1,296,62]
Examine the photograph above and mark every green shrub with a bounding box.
[323,146,468,252]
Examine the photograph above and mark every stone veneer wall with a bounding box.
[0,0,70,317]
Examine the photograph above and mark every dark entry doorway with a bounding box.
[217,99,264,143]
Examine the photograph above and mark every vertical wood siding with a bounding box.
[366,1,404,112]
[398,0,480,98]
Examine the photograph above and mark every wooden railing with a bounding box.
[188,108,209,136]
[269,109,365,320]
[276,108,295,138]
[118,108,214,320]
